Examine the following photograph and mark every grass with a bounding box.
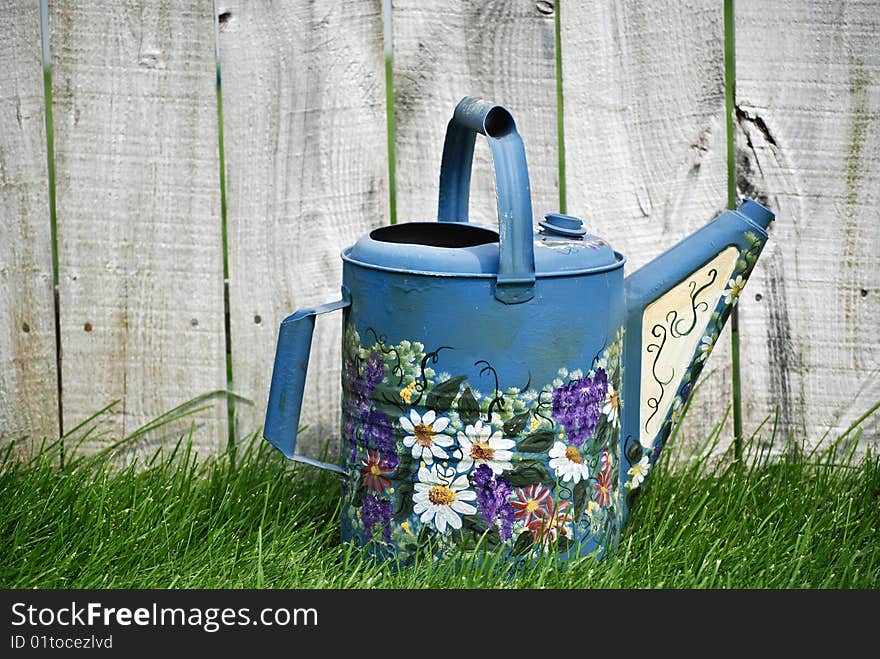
[1,403,878,589]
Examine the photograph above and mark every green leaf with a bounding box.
[392,482,414,521]
[593,416,609,444]
[352,481,367,508]
[517,429,554,453]
[503,411,530,436]
[458,386,480,425]
[393,451,417,480]
[626,487,641,511]
[425,376,467,413]
[626,440,644,466]
[461,514,489,534]
[460,514,500,547]
[506,460,553,487]
[572,479,590,520]
[370,381,407,414]
[511,531,534,557]
[556,534,572,554]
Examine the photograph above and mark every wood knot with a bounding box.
[535,1,554,16]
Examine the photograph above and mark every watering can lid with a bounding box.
[344,213,621,277]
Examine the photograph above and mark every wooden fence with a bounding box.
[1,0,877,461]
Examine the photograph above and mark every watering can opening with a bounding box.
[370,222,498,248]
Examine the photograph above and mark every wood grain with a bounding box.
[50,0,227,456]
[218,0,388,456]
[560,2,735,449]
[391,0,559,230]
[735,0,880,450]
[0,2,59,452]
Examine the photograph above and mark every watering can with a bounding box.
[264,97,773,561]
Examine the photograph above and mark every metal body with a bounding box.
[264,97,773,562]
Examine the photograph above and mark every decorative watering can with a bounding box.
[265,97,773,562]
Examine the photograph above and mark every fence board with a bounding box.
[736,0,880,450]
[219,1,388,454]
[561,2,735,448]
[392,0,559,229]
[50,0,226,456]
[0,2,59,451]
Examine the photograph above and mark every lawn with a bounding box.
[2,404,878,589]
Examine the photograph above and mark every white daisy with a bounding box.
[626,456,651,490]
[602,382,620,428]
[548,441,590,484]
[723,275,746,306]
[456,420,515,474]
[697,334,714,362]
[412,464,477,532]
[399,409,452,464]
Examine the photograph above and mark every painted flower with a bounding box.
[551,369,608,445]
[472,464,515,541]
[456,420,515,474]
[360,449,395,494]
[362,409,395,455]
[510,483,555,526]
[412,464,477,532]
[549,441,590,484]
[602,382,620,428]
[593,475,612,508]
[399,381,417,404]
[362,493,393,542]
[626,455,651,490]
[363,351,385,388]
[697,334,714,363]
[723,275,746,306]
[527,500,573,547]
[400,409,452,464]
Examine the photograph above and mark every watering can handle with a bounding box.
[437,96,536,304]
[263,288,351,475]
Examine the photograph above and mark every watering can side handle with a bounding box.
[263,288,351,476]
[438,96,536,304]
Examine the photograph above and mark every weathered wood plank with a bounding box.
[219,1,388,455]
[0,2,59,451]
[560,2,734,448]
[392,0,559,229]
[736,0,880,450]
[50,0,227,456]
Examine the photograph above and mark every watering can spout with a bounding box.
[737,198,774,231]
[619,199,773,493]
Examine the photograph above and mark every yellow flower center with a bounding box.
[428,485,456,506]
[565,445,583,464]
[369,464,381,476]
[525,499,539,514]
[413,423,435,447]
[608,391,619,411]
[470,441,495,462]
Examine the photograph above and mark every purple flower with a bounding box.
[552,368,608,446]
[362,494,393,542]
[363,352,385,389]
[473,464,514,541]
[362,409,395,457]
[343,353,395,460]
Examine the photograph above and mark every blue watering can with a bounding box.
[265,97,773,561]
